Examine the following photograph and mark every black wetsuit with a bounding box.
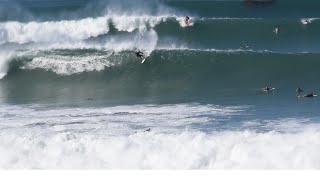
[304,93,314,98]
[296,87,303,93]
[185,17,190,25]
[136,51,144,58]
[264,87,271,91]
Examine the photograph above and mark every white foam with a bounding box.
[110,15,169,32]
[5,25,159,51]
[1,104,320,169]
[21,54,114,75]
[0,103,243,133]
[241,118,320,133]
[15,29,158,74]
[301,18,319,25]
[0,51,13,79]
[0,13,193,47]
[0,17,109,44]
[102,29,158,53]
[1,130,320,169]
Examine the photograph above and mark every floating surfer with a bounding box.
[273,26,279,34]
[299,92,317,98]
[133,128,151,134]
[243,0,274,5]
[261,86,275,92]
[296,86,303,93]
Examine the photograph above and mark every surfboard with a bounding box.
[261,88,275,92]
[298,94,317,98]
[141,58,146,64]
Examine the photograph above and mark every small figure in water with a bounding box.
[262,86,274,92]
[264,86,271,91]
[273,26,279,34]
[302,19,311,25]
[184,16,190,26]
[145,128,151,132]
[296,86,303,93]
[136,50,145,58]
[241,43,250,49]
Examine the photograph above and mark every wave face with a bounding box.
[1,0,320,169]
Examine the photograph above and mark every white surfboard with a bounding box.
[141,58,146,64]
[261,88,275,92]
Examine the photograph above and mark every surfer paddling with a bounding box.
[299,92,317,98]
[262,86,274,92]
[296,86,303,93]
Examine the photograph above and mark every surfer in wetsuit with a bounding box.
[263,86,273,92]
[296,86,303,93]
[136,50,145,58]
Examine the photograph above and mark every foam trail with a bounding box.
[301,18,320,25]
[0,17,109,44]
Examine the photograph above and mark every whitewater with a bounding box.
[0,0,320,169]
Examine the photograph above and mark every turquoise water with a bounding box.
[0,0,320,169]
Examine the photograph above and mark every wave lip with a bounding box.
[109,15,170,32]
[0,17,109,44]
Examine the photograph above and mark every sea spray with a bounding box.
[0,17,109,44]
[0,51,13,79]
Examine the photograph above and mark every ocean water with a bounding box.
[0,0,320,169]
